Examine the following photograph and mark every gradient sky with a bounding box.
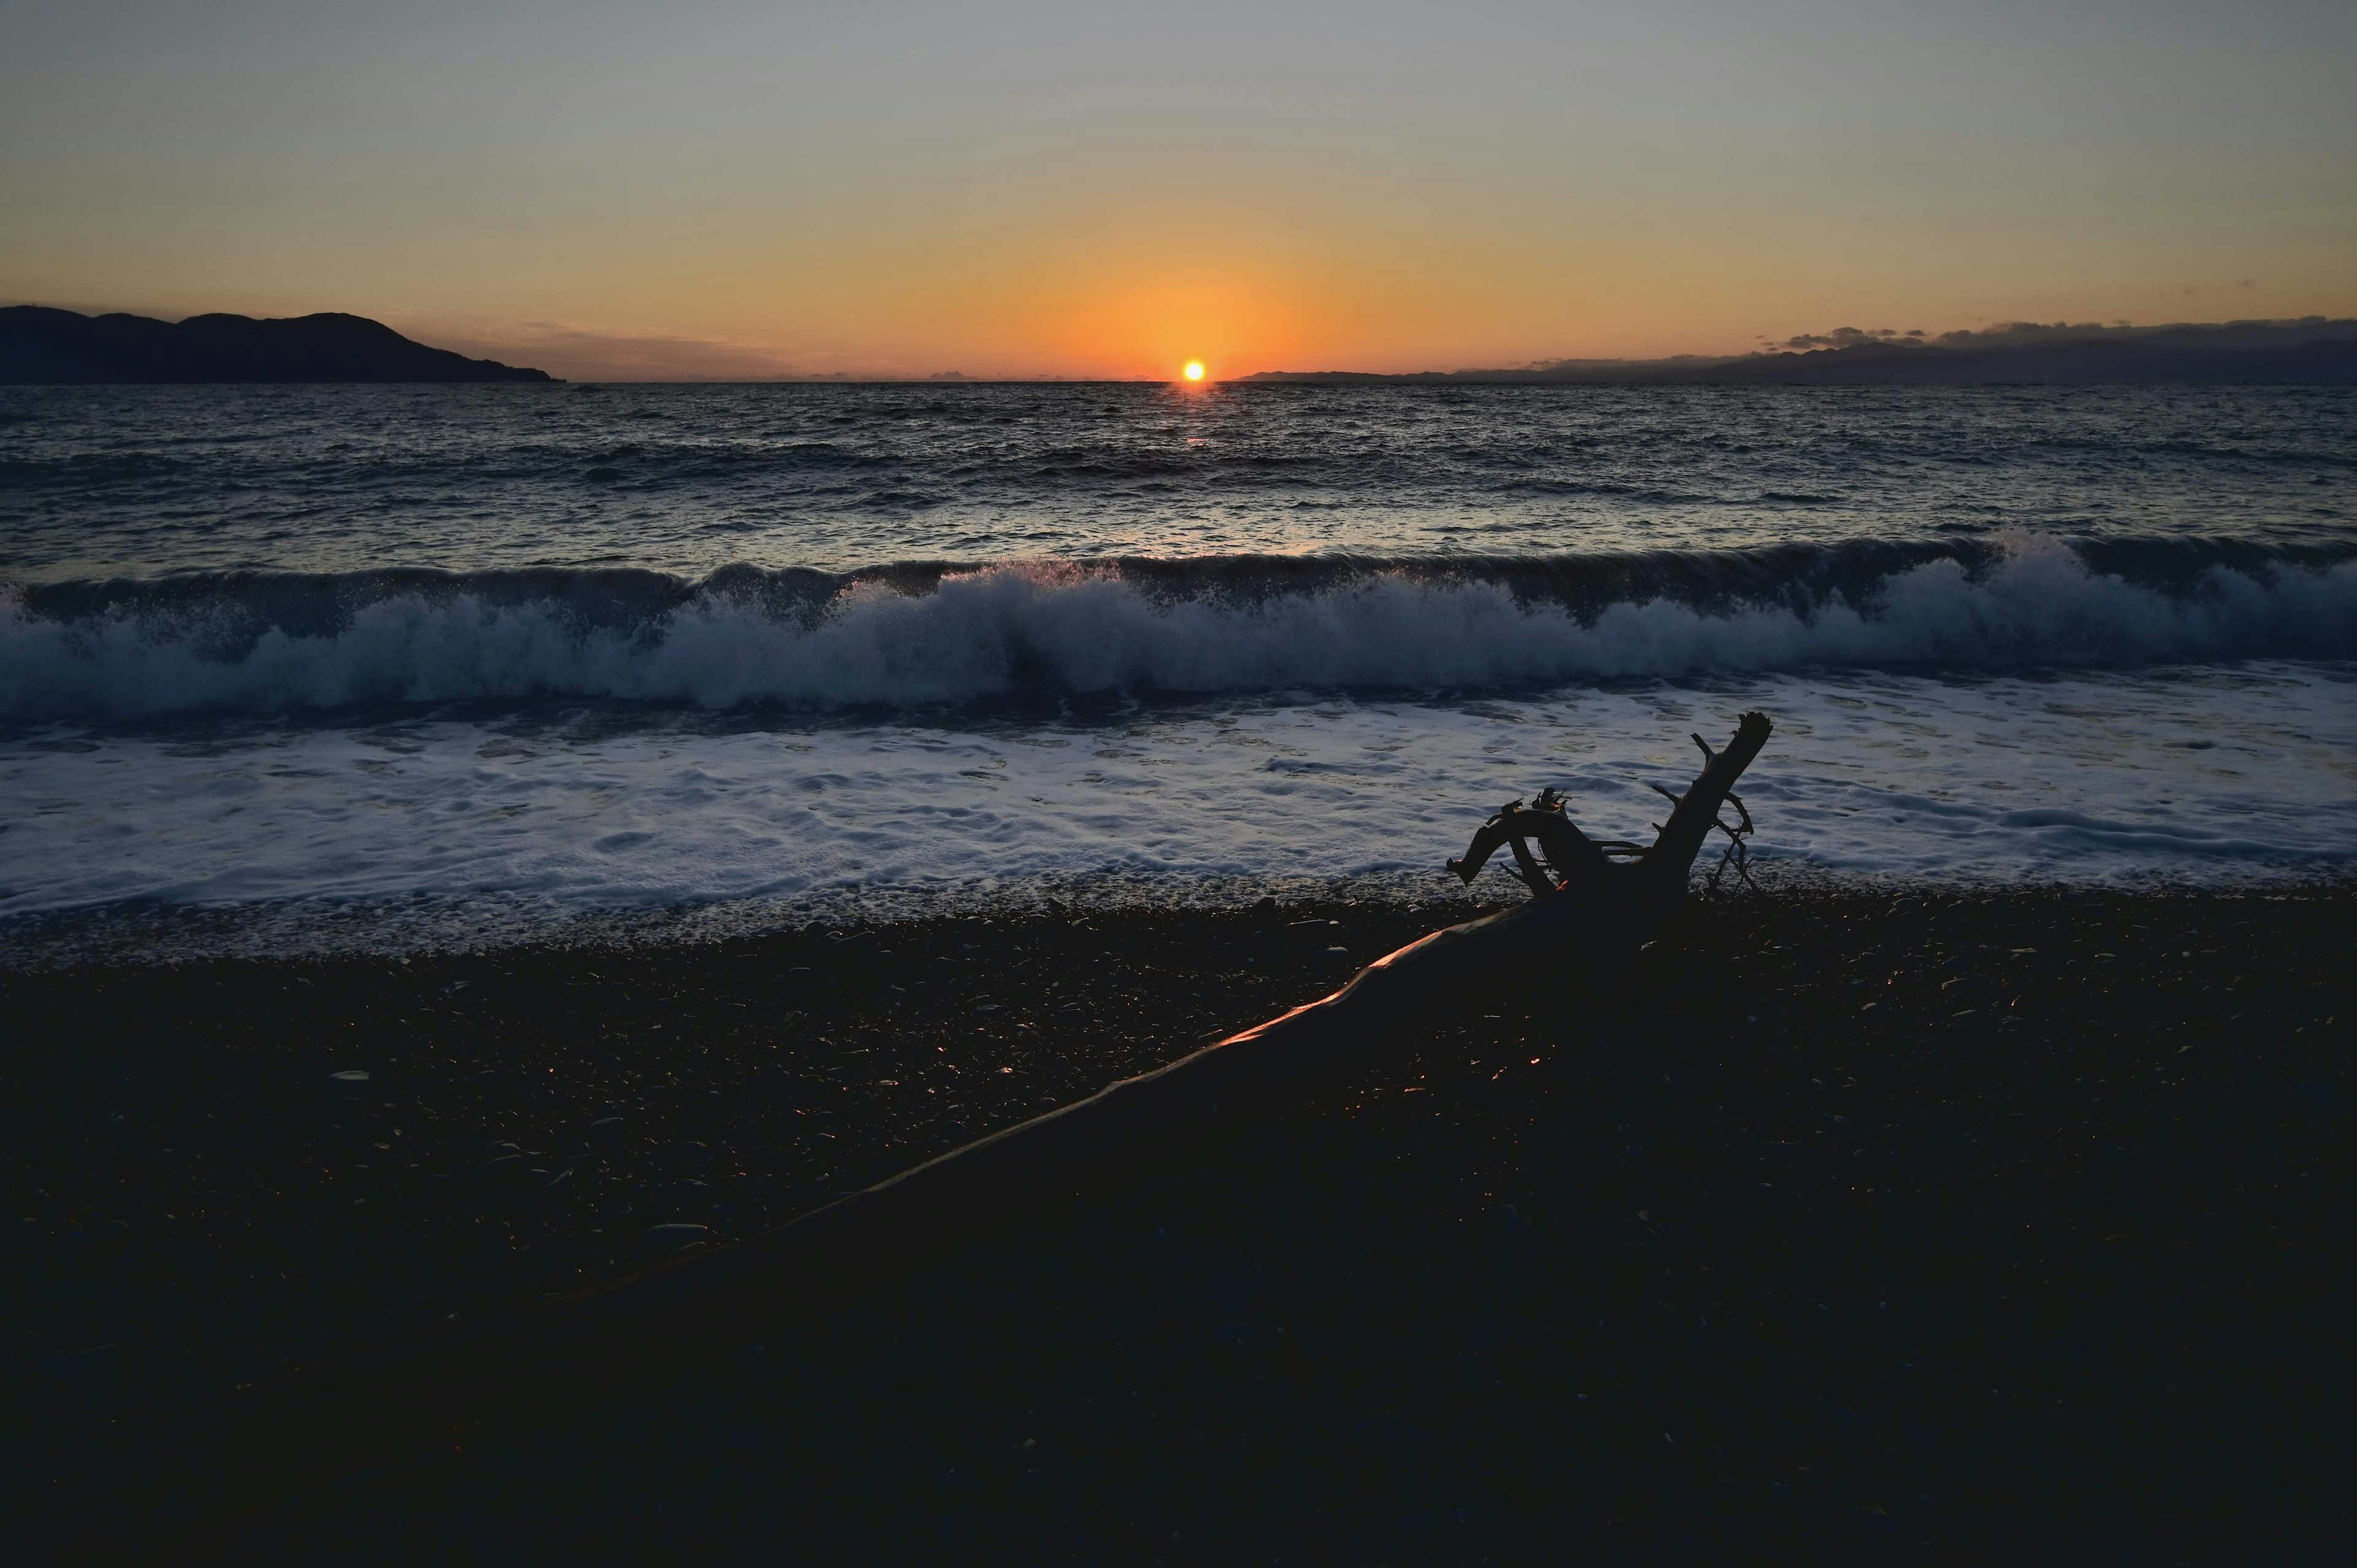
[4,0,2353,379]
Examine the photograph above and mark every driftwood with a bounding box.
[68,712,1773,1550]
[1446,716,1766,903]
[636,711,1771,1308]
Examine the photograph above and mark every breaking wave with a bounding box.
[4,535,2352,719]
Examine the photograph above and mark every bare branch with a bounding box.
[1444,712,1772,911]
[1506,832,1557,897]
[1703,787,1760,895]
[1722,790,1755,837]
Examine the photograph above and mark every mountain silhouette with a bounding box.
[0,307,554,384]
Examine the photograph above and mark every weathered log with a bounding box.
[65,712,1773,1550]
[1446,711,1771,913]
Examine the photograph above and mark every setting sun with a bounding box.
[1183,361,1205,381]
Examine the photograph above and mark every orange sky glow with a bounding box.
[5,0,2352,380]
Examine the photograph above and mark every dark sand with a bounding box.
[6,883,2352,1559]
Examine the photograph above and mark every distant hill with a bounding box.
[1247,318,2357,387]
[0,307,554,384]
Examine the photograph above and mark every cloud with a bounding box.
[1925,317,2354,350]
[1780,326,1925,351]
[1933,320,2119,347]
[1763,317,2355,357]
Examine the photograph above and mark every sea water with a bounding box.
[3,381,2352,956]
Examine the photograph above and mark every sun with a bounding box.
[1182,360,1205,382]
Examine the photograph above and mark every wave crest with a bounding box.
[4,537,2351,718]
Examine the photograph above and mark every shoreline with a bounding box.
[6,858,2353,971]
[7,878,2353,1551]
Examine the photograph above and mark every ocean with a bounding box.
[3,379,2353,958]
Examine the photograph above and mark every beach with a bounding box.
[9,878,2351,1556]
[9,0,2357,1542]
[4,377,2354,1555]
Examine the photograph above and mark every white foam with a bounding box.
[2,665,2350,944]
[4,540,2352,719]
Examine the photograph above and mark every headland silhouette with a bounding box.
[0,306,554,384]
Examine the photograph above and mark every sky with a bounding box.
[4,0,2354,380]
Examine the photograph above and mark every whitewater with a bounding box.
[3,380,2352,954]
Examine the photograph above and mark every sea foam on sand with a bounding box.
[2,663,2351,949]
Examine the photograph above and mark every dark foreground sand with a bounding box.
[6,882,2352,1560]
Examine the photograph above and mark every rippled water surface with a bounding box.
[3,381,2351,946]
[5,381,2352,578]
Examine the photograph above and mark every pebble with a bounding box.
[328,1070,371,1083]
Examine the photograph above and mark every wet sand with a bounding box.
[7,881,2353,1558]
